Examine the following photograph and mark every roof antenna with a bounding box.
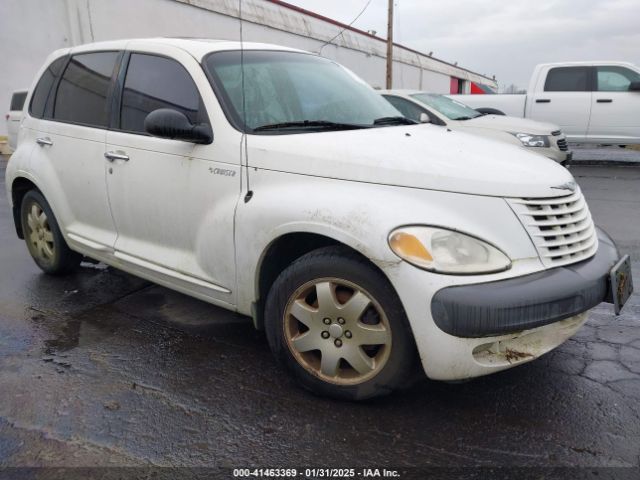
[239,0,252,203]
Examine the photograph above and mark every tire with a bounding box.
[20,190,81,275]
[265,246,417,400]
[476,107,505,116]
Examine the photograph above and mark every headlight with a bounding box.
[511,132,550,147]
[388,227,511,274]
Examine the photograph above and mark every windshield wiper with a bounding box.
[373,116,417,126]
[253,120,369,132]
[453,116,475,121]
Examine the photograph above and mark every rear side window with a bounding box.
[54,51,119,128]
[597,66,640,91]
[120,53,202,134]
[544,67,590,92]
[29,56,67,118]
[10,92,27,111]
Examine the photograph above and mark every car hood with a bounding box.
[463,114,560,135]
[247,124,574,198]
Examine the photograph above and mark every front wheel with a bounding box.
[265,246,417,400]
[20,190,81,275]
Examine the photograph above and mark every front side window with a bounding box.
[204,50,402,133]
[29,56,67,119]
[597,66,640,92]
[120,54,203,134]
[544,67,589,92]
[54,51,119,127]
[383,95,427,123]
[410,93,482,121]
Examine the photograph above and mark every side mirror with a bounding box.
[629,81,640,92]
[144,108,213,144]
[419,112,431,124]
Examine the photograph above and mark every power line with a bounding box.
[318,0,374,55]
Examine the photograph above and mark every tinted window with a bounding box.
[597,66,640,92]
[10,92,27,111]
[120,54,202,134]
[54,51,119,127]
[29,56,67,118]
[544,67,589,92]
[383,95,427,123]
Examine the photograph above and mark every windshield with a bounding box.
[410,93,482,121]
[204,50,404,133]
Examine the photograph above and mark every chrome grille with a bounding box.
[507,187,598,268]
[556,138,569,151]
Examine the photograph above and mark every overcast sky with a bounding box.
[286,0,640,90]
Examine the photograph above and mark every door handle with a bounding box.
[36,137,53,146]
[597,99,613,103]
[104,151,130,162]
[536,99,551,103]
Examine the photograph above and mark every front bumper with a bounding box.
[430,228,619,338]
[561,151,573,166]
[537,146,571,163]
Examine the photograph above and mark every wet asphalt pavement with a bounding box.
[0,154,639,473]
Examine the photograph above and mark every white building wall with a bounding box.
[0,0,497,136]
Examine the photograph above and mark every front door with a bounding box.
[105,49,241,303]
[528,66,592,141]
[588,65,640,143]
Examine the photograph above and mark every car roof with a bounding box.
[537,61,638,68]
[64,37,307,61]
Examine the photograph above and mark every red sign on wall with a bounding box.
[450,77,460,94]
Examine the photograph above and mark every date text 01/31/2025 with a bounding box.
[232,468,401,478]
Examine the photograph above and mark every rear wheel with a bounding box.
[265,246,416,400]
[20,190,81,275]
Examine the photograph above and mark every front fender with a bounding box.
[234,168,540,316]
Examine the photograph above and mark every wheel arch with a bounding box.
[252,231,394,331]
[10,176,41,239]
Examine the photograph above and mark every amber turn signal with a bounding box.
[389,231,433,263]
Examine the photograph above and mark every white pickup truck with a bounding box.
[453,62,640,144]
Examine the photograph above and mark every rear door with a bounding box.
[528,66,592,140]
[40,51,121,252]
[588,65,640,143]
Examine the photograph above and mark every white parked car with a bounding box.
[381,90,571,164]
[6,39,633,400]
[6,89,27,150]
[452,62,640,144]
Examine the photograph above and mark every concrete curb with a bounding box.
[0,141,13,156]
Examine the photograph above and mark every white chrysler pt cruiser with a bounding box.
[6,39,633,400]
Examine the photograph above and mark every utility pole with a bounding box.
[386,0,394,89]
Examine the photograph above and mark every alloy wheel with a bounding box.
[26,202,55,264]
[283,278,392,385]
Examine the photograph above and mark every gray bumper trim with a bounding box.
[430,227,619,338]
